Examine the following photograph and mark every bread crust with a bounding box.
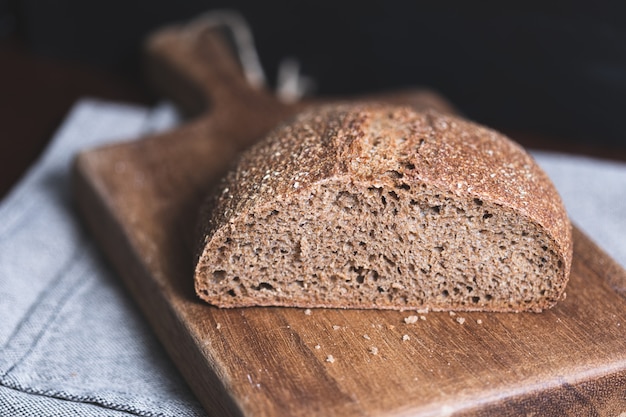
[194,104,572,312]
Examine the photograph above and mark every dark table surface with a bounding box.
[0,36,153,199]
[2,35,626,201]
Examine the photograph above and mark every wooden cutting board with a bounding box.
[73,23,626,416]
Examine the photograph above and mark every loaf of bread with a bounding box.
[194,104,573,312]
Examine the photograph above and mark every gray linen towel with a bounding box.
[0,99,625,416]
[0,99,205,417]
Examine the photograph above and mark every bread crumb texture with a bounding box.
[195,103,572,312]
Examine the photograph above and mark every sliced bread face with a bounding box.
[194,104,572,312]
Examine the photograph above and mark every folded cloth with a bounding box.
[0,99,205,417]
[0,99,625,417]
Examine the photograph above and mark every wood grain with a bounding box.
[73,22,626,416]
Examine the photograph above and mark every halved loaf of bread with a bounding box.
[194,104,573,312]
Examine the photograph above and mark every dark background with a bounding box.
[2,1,626,181]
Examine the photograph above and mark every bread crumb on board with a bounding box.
[369,347,379,355]
[304,308,312,315]
[476,319,483,325]
[404,315,419,324]
[326,355,335,363]
[216,323,221,330]
[402,334,410,341]
[456,317,466,325]
[315,344,321,349]
[332,325,341,330]
[363,334,371,340]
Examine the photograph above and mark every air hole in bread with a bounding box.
[386,170,403,179]
[212,270,226,283]
[254,282,275,292]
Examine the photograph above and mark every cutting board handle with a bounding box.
[143,22,282,118]
[143,20,457,125]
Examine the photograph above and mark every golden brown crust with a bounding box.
[340,107,573,282]
[195,103,572,311]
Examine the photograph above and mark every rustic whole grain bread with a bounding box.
[194,104,573,312]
